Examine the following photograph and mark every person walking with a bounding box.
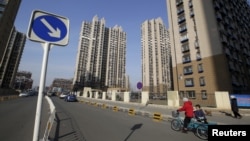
[177,97,194,133]
[230,95,242,119]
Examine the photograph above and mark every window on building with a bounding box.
[177,6,184,15]
[179,24,187,33]
[181,43,189,52]
[176,0,183,6]
[188,0,193,8]
[179,91,185,98]
[183,66,193,75]
[178,14,186,24]
[198,63,203,73]
[194,40,199,48]
[182,54,191,63]
[199,77,205,86]
[196,52,201,60]
[180,34,188,42]
[201,90,207,99]
[229,61,235,71]
[185,78,194,87]
[190,9,194,17]
[186,90,195,98]
[232,74,239,86]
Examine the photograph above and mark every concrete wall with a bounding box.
[141,91,149,104]
[82,87,92,98]
[78,89,231,110]
[214,91,231,109]
[167,91,180,107]
[124,92,130,103]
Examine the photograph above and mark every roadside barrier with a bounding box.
[102,104,107,109]
[113,106,118,112]
[0,95,18,102]
[153,112,162,121]
[92,102,97,106]
[42,96,56,141]
[128,108,135,116]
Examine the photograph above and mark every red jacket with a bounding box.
[178,101,194,118]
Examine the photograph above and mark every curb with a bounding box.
[78,98,250,125]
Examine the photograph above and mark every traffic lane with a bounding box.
[0,96,37,141]
[51,97,202,141]
[0,96,50,141]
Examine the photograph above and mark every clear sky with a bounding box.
[15,0,169,91]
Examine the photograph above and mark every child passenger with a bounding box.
[193,104,208,124]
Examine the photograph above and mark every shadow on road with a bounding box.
[219,111,233,118]
[49,111,87,141]
[124,123,143,141]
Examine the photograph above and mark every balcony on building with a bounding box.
[180,37,188,43]
[188,1,193,8]
[231,34,237,40]
[179,26,187,33]
[194,40,199,48]
[176,0,183,6]
[181,44,189,53]
[214,1,220,10]
[177,9,184,15]
[220,8,227,17]
[178,17,186,24]
[216,12,222,21]
[229,61,236,71]
[190,11,194,17]
[220,33,228,44]
[225,48,231,56]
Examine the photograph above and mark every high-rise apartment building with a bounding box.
[1,27,26,88]
[141,17,172,95]
[0,0,22,89]
[73,15,127,91]
[105,25,127,89]
[5,28,26,88]
[167,0,250,99]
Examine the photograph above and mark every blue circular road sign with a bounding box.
[137,82,143,89]
[32,15,67,42]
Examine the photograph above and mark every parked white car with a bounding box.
[19,92,28,97]
[59,93,68,99]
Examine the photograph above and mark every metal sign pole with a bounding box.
[33,42,50,141]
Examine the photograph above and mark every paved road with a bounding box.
[1,96,249,141]
[49,97,204,141]
[0,96,49,141]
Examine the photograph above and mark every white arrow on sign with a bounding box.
[41,18,61,38]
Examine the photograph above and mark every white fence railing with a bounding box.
[42,96,56,141]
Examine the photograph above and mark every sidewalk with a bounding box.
[77,97,250,125]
